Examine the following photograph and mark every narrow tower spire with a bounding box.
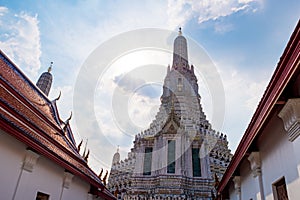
[112,146,120,165]
[172,28,189,70]
[36,62,53,96]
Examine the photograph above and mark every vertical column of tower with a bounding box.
[175,136,182,175]
[200,140,211,178]
[151,136,159,175]
[133,142,145,176]
[186,138,193,177]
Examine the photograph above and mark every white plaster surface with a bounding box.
[0,129,93,200]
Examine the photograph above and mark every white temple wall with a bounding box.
[0,129,92,200]
[239,159,259,200]
[258,114,300,200]
[62,176,90,200]
[0,129,26,200]
[228,112,300,200]
[15,153,63,200]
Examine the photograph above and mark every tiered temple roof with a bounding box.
[0,51,115,199]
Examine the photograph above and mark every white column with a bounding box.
[248,152,265,200]
[134,144,145,176]
[186,137,193,177]
[152,137,158,175]
[162,137,168,175]
[180,134,186,176]
[232,176,241,200]
[175,136,181,175]
[200,139,210,178]
[158,135,165,175]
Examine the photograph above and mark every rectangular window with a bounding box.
[36,192,49,200]
[178,77,182,85]
[273,177,289,200]
[177,78,183,91]
[192,148,201,177]
[167,140,176,174]
[143,147,153,175]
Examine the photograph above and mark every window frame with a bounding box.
[36,191,50,200]
[272,176,289,200]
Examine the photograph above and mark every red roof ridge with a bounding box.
[0,50,115,199]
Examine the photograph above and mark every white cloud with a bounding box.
[245,81,267,111]
[0,6,8,16]
[167,0,261,28]
[78,49,171,169]
[214,21,234,33]
[0,7,41,79]
[218,65,269,151]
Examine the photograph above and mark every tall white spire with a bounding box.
[172,27,189,70]
[112,146,120,165]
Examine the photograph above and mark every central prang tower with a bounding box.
[108,28,232,200]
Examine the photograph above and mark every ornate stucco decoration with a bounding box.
[23,149,40,172]
[63,171,74,189]
[248,152,261,178]
[278,98,300,142]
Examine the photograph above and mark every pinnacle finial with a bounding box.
[48,62,53,73]
[117,145,119,153]
[54,91,61,101]
[65,111,73,124]
[178,27,182,36]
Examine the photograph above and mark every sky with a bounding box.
[0,0,299,173]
